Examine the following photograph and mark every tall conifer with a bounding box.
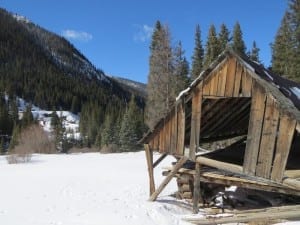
[191,24,204,81]
[232,22,246,55]
[146,21,173,129]
[204,24,219,68]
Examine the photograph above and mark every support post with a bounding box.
[153,153,167,168]
[149,156,188,201]
[193,162,202,213]
[145,144,155,196]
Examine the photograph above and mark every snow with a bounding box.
[176,87,191,101]
[0,152,193,225]
[17,97,80,139]
[290,87,300,99]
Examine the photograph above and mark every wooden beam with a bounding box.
[153,153,167,168]
[189,85,202,160]
[176,101,185,156]
[184,205,300,225]
[283,177,300,190]
[149,156,188,201]
[145,144,155,196]
[285,170,300,179]
[233,62,242,97]
[225,57,237,97]
[193,162,202,214]
[256,96,280,178]
[196,156,243,174]
[243,82,266,175]
[271,114,296,182]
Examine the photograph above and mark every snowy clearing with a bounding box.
[0,151,298,225]
[0,151,192,225]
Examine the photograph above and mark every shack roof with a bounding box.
[141,48,300,143]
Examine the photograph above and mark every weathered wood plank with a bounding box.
[217,63,228,96]
[193,162,202,214]
[145,144,155,196]
[165,117,171,153]
[209,71,219,96]
[203,78,211,96]
[271,114,296,182]
[196,156,243,174]
[225,57,237,97]
[233,62,242,97]
[176,101,185,156]
[184,205,300,225]
[189,84,202,160]
[149,156,188,201]
[256,96,280,178]
[243,82,266,175]
[241,71,253,97]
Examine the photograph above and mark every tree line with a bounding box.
[146,21,259,129]
[146,0,300,129]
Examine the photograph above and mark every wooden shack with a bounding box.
[141,48,300,213]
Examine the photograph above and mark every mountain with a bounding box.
[111,76,147,98]
[0,8,138,112]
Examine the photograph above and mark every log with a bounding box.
[184,205,300,225]
[283,178,300,190]
[285,170,300,179]
[149,156,188,201]
[196,156,243,174]
[179,184,192,192]
[193,162,202,214]
[182,192,193,199]
[145,144,155,196]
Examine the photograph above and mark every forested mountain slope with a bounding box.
[0,8,137,113]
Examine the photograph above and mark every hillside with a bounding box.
[0,8,136,112]
[111,76,147,98]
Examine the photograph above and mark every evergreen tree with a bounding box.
[172,41,190,97]
[9,125,20,150]
[21,104,34,128]
[51,111,64,151]
[232,22,246,55]
[218,23,230,52]
[119,95,142,152]
[249,41,260,62]
[191,24,204,81]
[204,24,220,68]
[272,12,294,78]
[272,0,300,81]
[146,21,173,129]
[101,113,114,148]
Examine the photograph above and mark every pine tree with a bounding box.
[172,41,190,97]
[191,24,204,81]
[101,113,114,148]
[146,21,173,129]
[249,41,260,62]
[21,104,34,128]
[218,23,230,52]
[272,12,294,78]
[119,95,142,152]
[232,22,246,55]
[204,24,220,68]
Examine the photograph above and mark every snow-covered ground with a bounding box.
[0,151,193,225]
[0,151,298,225]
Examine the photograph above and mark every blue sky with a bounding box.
[1,0,287,83]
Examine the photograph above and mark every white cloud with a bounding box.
[133,24,153,42]
[61,29,93,42]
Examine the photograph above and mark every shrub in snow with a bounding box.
[6,124,55,164]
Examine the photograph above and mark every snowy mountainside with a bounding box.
[111,76,147,98]
[18,98,80,139]
[12,11,108,83]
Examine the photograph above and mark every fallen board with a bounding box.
[183,204,300,224]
